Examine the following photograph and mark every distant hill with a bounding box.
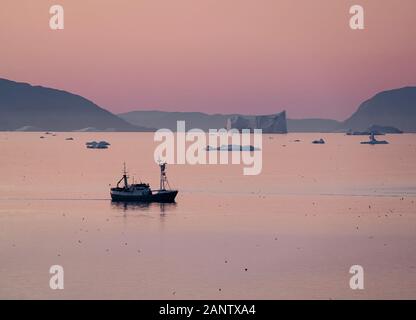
[342,87,416,132]
[0,78,151,131]
[118,110,230,131]
[119,110,289,132]
[119,110,340,132]
[120,87,416,133]
[2,77,415,133]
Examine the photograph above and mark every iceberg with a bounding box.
[226,111,287,133]
[205,144,261,151]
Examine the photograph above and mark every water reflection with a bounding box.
[110,201,177,215]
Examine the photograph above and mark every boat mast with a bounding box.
[159,162,167,190]
[123,162,128,188]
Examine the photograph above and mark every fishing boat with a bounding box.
[110,162,178,203]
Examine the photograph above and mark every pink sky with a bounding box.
[1,0,415,120]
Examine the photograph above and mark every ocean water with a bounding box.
[0,132,416,299]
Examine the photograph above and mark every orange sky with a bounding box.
[1,0,415,119]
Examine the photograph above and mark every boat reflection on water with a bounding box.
[110,201,177,215]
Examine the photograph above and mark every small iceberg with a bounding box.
[15,126,43,132]
[360,133,389,145]
[346,130,384,136]
[205,144,260,151]
[75,127,100,132]
[312,138,325,144]
[367,125,402,134]
[86,141,110,149]
[346,125,402,135]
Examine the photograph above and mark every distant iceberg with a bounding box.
[360,133,389,145]
[205,144,260,151]
[226,111,287,133]
[346,125,402,136]
[15,126,44,132]
[75,127,100,132]
[367,125,403,134]
[86,141,110,149]
[312,138,325,144]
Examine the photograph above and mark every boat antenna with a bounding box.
[159,161,171,190]
[122,162,129,188]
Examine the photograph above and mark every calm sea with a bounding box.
[1,132,415,299]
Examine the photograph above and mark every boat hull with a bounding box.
[110,190,178,203]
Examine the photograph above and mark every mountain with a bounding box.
[119,110,340,132]
[2,77,415,133]
[0,78,151,131]
[342,87,416,132]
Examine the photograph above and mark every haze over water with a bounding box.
[1,132,416,299]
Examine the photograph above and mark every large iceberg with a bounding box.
[226,111,287,133]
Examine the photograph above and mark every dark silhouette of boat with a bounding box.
[110,162,178,203]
